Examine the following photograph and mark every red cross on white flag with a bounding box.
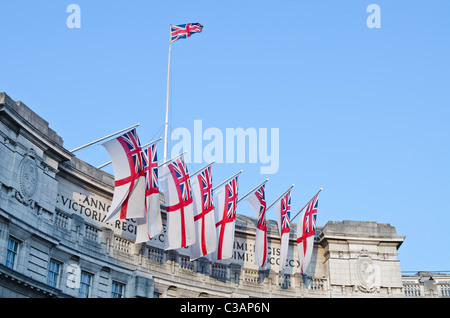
[213,175,239,261]
[190,165,216,260]
[159,155,195,250]
[296,193,319,275]
[275,190,292,273]
[136,143,163,243]
[102,129,146,223]
[246,184,268,269]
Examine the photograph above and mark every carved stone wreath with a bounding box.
[19,156,38,199]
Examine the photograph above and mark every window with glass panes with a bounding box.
[111,281,125,298]
[78,271,92,298]
[6,237,19,269]
[47,260,60,287]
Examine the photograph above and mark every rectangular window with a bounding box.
[111,281,125,298]
[5,237,19,269]
[47,260,61,288]
[78,271,92,298]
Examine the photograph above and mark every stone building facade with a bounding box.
[0,92,448,298]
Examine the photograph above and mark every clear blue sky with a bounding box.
[1,1,449,272]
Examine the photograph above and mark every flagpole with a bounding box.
[237,178,269,204]
[212,170,243,191]
[97,137,162,169]
[163,24,172,162]
[140,137,162,149]
[290,188,323,223]
[266,184,295,212]
[157,151,187,169]
[189,161,215,179]
[70,123,140,153]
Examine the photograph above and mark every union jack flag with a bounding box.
[168,157,192,205]
[254,186,267,231]
[224,177,239,222]
[171,23,203,43]
[303,194,318,238]
[115,129,143,186]
[141,143,158,196]
[198,166,213,212]
[280,191,291,234]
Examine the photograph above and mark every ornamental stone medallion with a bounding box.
[356,250,380,293]
[19,155,38,200]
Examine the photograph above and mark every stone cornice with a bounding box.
[0,92,72,163]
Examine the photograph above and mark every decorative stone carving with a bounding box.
[356,249,380,293]
[19,153,38,200]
